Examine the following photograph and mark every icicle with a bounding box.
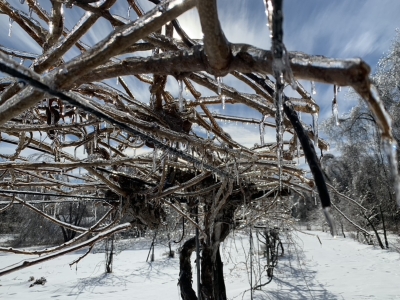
[93,129,98,149]
[8,17,14,37]
[333,84,338,99]
[331,85,339,126]
[153,148,157,172]
[312,190,317,205]
[311,81,316,95]
[221,95,226,110]
[186,142,190,153]
[38,131,42,148]
[19,58,24,65]
[296,137,300,164]
[104,130,109,149]
[116,77,119,85]
[74,147,77,159]
[74,108,79,124]
[215,77,222,96]
[312,112,319,148]
[54,146,60,162]
[382,138,400,207]
[127,5,132,17]
[274,77,284,191]
[20,0,25,4]
[259,117,265,146]
[265,0,289,191]
[234,160,240,185]
[265,0,297,89]
[178,80,184,112]
[49,21,54,34]
[29,5,34,18]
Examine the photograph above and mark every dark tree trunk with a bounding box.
[380,205,389,248]
[215,249,226,300]
[200,244,227,300]
[340,221,346,238]
[364,213,384,249]
[200,214,232,300]
[179,237,197,300]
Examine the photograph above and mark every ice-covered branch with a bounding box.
[196,0,232,75]
[0,222,132,277]
[0,208,114,255]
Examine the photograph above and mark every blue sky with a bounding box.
[1,0,400,155]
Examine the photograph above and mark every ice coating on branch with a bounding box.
[332,85,339,126]
[382,138,400,207]
[265,0,295,190]
[311,81,316,95]
[312,112,318,148]
[369,84,392,137]
[8,18,14,37]
[29,4,34,18]
[178,79,184,112]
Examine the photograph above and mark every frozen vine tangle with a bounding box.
[0,0,398,299]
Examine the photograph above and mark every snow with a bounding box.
[0,231,399,299]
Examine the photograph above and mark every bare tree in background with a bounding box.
[0,0,398,299]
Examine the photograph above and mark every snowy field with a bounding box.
[0,231,399,300]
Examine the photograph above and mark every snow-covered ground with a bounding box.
[0,231,399,299]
